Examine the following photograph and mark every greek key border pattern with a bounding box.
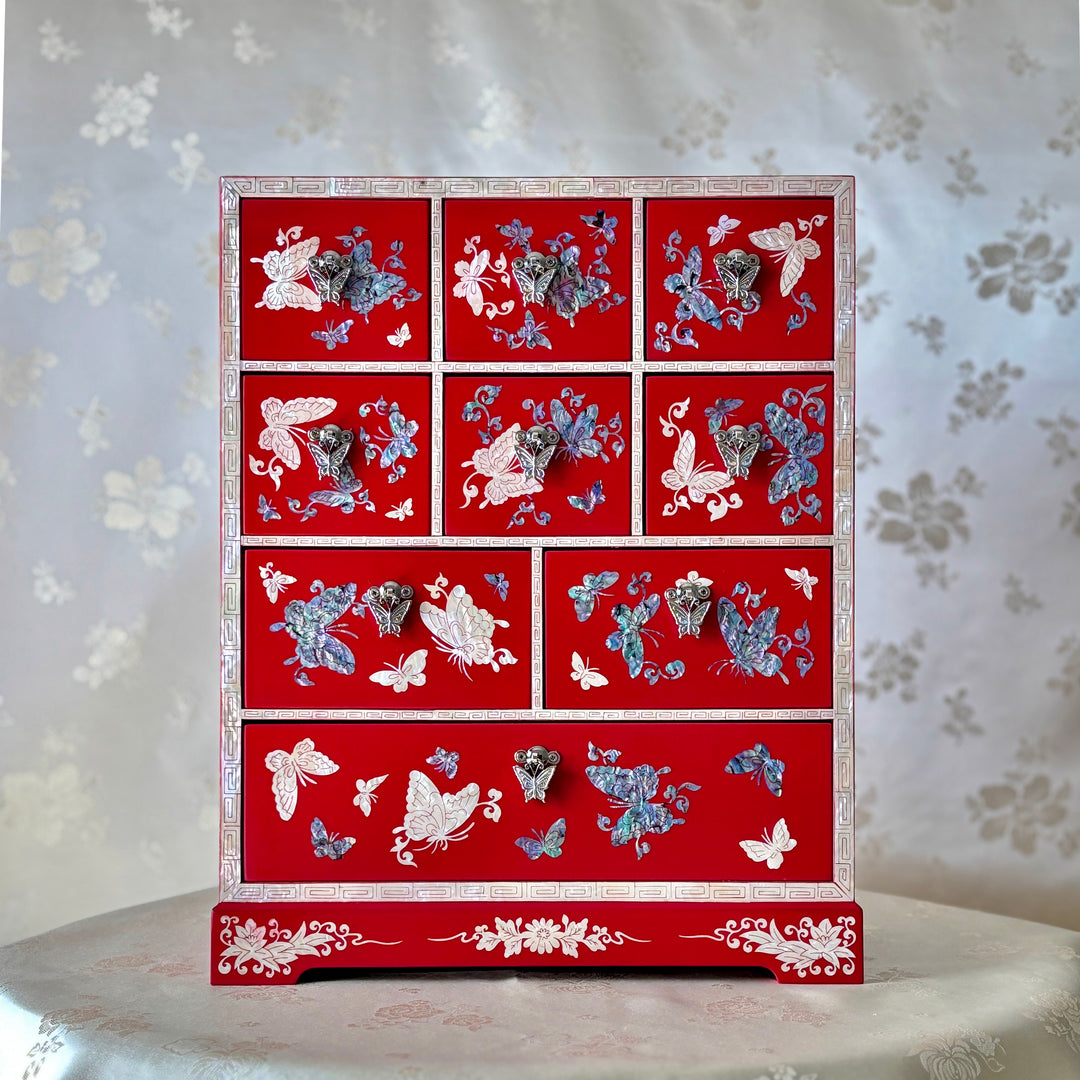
[227,880,850,903]
[220,176,855,904]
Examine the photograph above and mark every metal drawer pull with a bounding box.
[363,580,414,637]
[713,424,761,479]
[713,248,761,306]
[665,574,712,639]
[514,425,559,483]
[513,745,561,803]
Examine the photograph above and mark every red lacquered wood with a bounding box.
[444,199,633,362]
[544,547,833,710]
[241,197,431,362]
[212,900,863,984]
[443,374,633,536]
[242,373,431,537]
[645,198,834,362]
[243,547,533,711]
[644,373,834,536]
[242,721,834,884]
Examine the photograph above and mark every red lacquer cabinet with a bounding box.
[215,177,859,984]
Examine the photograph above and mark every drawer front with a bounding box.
[242,721,833,883]
[240,197,431,362]
[443,375,633,536]
[646,198,835,361]
[242,373,431,537]
[644,373,834,536]
[243,548,532,710]
[544,547,832,710]
[444,199,633,362]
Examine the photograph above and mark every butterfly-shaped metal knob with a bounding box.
[510,251,561,306]
[513,745,561,803]
[306,424,355,482]
[664,575,712,639]
[713,249,761,307]
[362,580,414,638]
[307,250,352,305]
[514,425,559,483]
[713,424,761,479]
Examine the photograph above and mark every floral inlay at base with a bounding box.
[431,915,648,958]
[682,915,857,978]
[217,916,401,979]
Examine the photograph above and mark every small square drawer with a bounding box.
[443,375,632,536]
[544,546,832,711]
[242,721,833,883]
[243,548,532,710]
[240,197,431,361]
[644,373,834,536]
[646,198,834,361]
[444,199,633,361]
[242,373,431,536]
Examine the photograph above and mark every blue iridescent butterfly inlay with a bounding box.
[725,743,786,797]
[270,580,361,686]
[653,230,761,352]
[710,581,815,684]
[585,742,701,859]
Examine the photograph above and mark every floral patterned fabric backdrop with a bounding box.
[0,0,1077,945]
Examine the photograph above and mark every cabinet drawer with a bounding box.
[644,373,834,536]
[243,548,532,710]
[646,198,834,361]
[444,198,633,362]
[242,721,833,884]
[242,373,431,536]
[443,375,632,536]
[544,546,832,710]
[240,197,431,362]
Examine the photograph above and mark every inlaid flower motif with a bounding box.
[522,918,562,954]
[438,914,644,958]
[231,918,268,962]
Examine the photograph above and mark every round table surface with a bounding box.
[1,889,1078,1079]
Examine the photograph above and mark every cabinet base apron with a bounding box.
[211,899,863,985]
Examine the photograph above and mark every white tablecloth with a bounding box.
[1,889,1078,1079]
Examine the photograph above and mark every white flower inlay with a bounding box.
[218,917,400,978]
[432,914,648,958]
[684,915,857,979]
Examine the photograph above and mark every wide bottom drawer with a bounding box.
[242,721,833,884]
